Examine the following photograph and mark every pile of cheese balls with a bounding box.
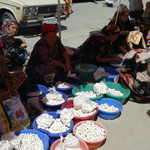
[41,91,65,105]
[0,133,44,150]
[36,113,70,133]
[71,96,98,117]
[74,121,106,142]
[98,103,119,112]
[76,91,97,98]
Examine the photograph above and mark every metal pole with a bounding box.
[58,0,61,40]
[115,0,122,25]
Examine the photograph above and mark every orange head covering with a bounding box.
[101,24,120,35]
[41,23,56,34]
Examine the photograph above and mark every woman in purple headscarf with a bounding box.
[0,20,29,70]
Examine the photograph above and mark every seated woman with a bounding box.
[109,4,135,55]
[25,23,72,86]
[0,47,27,102]
[0,20,29,71]
[77,24,122,67]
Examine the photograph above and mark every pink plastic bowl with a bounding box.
[50,137,89,150]
[73,120,107,149]
[61,100,98,125]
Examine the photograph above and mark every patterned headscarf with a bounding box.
[118,4,129,15]
[2,20,19,28]
[101,24,120,35]
[111,4,129,21]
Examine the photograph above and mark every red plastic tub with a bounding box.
[61,100,98,125]
[50,137,89,150]
[73,120,107,149]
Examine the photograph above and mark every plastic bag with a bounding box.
[94,81,109,95]
[57,109,74,127]
[0,101,12,134]
[55,134,65,150]
[94,67,105,81]
[0,94,30,134]
[1,131,17,141]
[36,113,54,129]
[81,99,98,113]
[63,133,80,148]
[46,86,64,100]
[73,96,88,110]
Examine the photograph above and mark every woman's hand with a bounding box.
[113,56,123,63]
[8,88,18,97]
[0,91,10,101]
[65,63,72,72]
[49,60,66,71]
[0,88,18,101]
[20,42,27,48]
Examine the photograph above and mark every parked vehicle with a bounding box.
[0,0,70,27]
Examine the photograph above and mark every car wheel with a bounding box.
[2,12,16,25]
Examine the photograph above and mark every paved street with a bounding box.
[16,0,150,150]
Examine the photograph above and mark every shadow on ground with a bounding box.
[89,29,101,36]
[18,25,68,38]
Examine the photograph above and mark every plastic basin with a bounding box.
[66,47,79,64]
[78,72,105,84]
[75,63,98,75]
[95,98,123,119]
[61,100,98,125]
[105,82,131,104]
[73,120,107,149]
[50,137,89,150]
[32,112,74,145]
[72,84,103,101]
[15,129,50,150]
[40,91,68,111]
[26,84,48,97]
[102,67,119,82]
[53,77,79,98]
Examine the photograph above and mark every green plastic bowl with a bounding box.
[72,84,103,101]
[78,72,105,84]
[75,63,98,75]
[105,82,131,104]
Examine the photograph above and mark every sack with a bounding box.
[0,101,12,134]
[0,94,30,134]
[119,49,150,99]
[126,31,146,50]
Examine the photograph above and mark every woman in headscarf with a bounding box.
[0,20,29,71]
[25,23,72,86]
[109,4,135,55]
[78,24,122,67]
[0,46,27,101]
